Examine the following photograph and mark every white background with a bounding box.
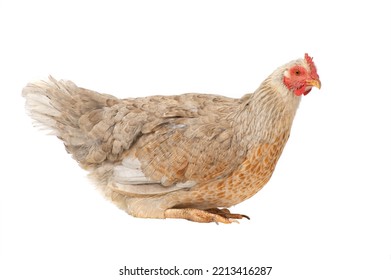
[0,0,390,279]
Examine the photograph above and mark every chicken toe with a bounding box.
[206,208,250,220]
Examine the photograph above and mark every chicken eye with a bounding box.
[295,70,301,75]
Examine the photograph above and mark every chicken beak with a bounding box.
[306,79,321,89]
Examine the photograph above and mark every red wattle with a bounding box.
[294,86,307,96]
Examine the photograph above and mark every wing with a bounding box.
[108,94,249,195]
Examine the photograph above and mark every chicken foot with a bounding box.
[164,208,250,223]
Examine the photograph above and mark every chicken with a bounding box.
[22,53,321,223]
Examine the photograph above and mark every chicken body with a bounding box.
[23,54,320,223]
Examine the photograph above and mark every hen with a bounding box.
[22,53,321,223]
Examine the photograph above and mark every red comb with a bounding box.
[305,53,319,80]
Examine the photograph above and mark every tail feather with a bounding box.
[22,76,119,165]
